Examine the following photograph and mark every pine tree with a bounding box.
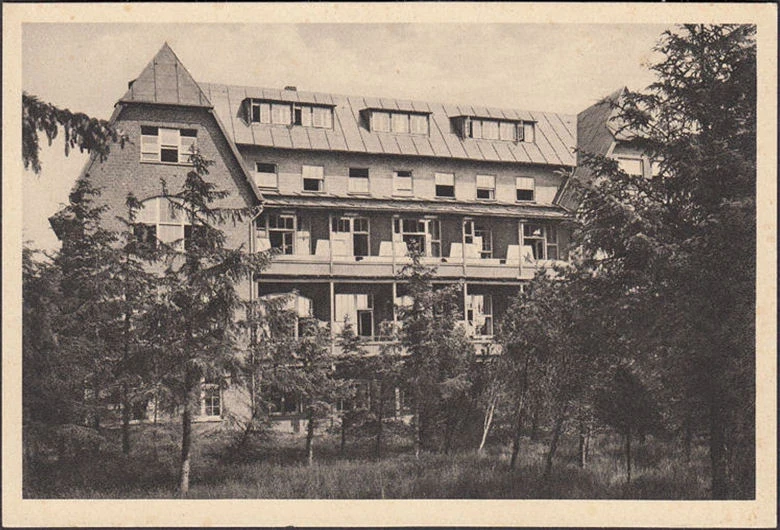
[148,151,269,494]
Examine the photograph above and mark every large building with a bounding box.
[60,43,644,426]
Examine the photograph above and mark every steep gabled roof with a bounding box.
[554,87,629,211]
[198,82,578,167]
[576,86,626,163]
[120,43,212,107]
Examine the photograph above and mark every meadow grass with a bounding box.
[24,424,710,499]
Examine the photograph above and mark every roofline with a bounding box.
[206,107,264,204]
[234,142,576,170]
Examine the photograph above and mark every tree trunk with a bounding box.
[543,411,566,478]
[709,397,728,499]
[306,407,315,466]
[375,381,384,460]
[509,401,525,471]
[625,430,632,484]
[121,384,131,456]
[578,419,587,468]
[529,406,539,441]
[584,425,591,463]
[414,400,422,460]
[179,376,195,497]
[683,415,693,463]
[340,413,348,457]
[478,395,497,454]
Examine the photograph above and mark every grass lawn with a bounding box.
[23,422,711,499]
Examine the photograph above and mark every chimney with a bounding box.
[284,85,297,92]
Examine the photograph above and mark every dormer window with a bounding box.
[247,99,333,129]
[453,116,535,143]
[366,109,429,135]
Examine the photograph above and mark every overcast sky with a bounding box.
[22,23,669,251]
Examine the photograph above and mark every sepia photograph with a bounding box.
[3,2,776,527]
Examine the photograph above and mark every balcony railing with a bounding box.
[258,237,567,279]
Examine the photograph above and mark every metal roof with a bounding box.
[262,194,568,220]
[198,82,577,167]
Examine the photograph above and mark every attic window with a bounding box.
[247,99,333,129]
[455,117,535,143]
[368,110,429,135]
[140,126,197,164]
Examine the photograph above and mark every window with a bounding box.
[435,172,455,198]
[650,159,662,178]
[255,162,278,189]
[516,177,535,202]
[370,110,428,135]
[132,197,194,251]
[522,122,535,143]
[464,220,493,259]
[499,121,517,141]
[545,225,558,260]
[410,114,428,135]
[476,174,496,200]
[266,213,296,254]
[522,223,558,260]
[393,170,413,195]
[332,216,370,257]
[466,294,493,337]
[617,157,643,177]
[248,99,332,129]
[348,167,370,194]
[371,112,391,132]
[482,120,499,140]
[201,383,221,418]
[394,217,440,257]
[312,107,333,128]
[335,294,374,339]
[392,113,409,134]
[458,117,534,143]
[271,103,292,125]
[140,126,197,164]
[302,165,324,192]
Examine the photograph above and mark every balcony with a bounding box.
[256,210,567,280]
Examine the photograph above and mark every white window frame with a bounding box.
[466,294,493,337]
[522,122,535,143]
[435,172,456,198]
[617,157,644,177]
[521,222,557,261]
[393,170,414,196]
[394,217,441,257]
[516,176,535,202]
[332,216,371,257]
[348,167,370,194]
[312,106,333,129]
[134,196,193,251]
[410,114,429,135]
[201,382,222,418]
[140,126,197,165]
[255,162,278,189]
[371,111,391,132]
[261,213,296,255]
[476,174,496,200]
[302,165,325,192]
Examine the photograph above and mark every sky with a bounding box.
[21,22,669,251]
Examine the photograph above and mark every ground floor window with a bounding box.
[201,382,221,418]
